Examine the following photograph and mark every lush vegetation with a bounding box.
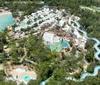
[0,0,44,19]
[45,75,100,85]
[0,0,100,85]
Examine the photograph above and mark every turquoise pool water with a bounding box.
[50,41,69,51]
[0,14,14,31]
[62,41,68,48]
[50,42,62,51]
[18,11,23,15]
[20,19,28,25]
[24,75,30,81]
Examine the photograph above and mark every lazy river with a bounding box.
[40,19,100,85]
[66,19,100,81]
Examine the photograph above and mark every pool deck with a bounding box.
[7,65,37,84]
[0,9,11,16]
[9,69,36,84]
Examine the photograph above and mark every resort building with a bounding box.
[14,7,87,52]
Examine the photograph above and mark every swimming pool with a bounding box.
[50,42,62,51]
[62,41,69,48]
[24,75,30,81]
[50,41,69,51]
[18,11,23,15]
[0,14,14,31]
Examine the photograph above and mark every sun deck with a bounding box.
[7,65,36,84]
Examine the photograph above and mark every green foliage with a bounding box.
[28,80,39,85]
[37,62,53,80]
[85,48,95,62]
[87,63,96,72]
[79,10,100,40]
[0,1,44,16]
[0,42,3,52]
[46,80,57,85]
[53,69,66,81]
[0,32,6,44]
[0,80,17,85]
[0,70,5,81]
[0,1,99,85]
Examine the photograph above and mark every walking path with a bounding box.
[25,58,37,65]
[20,47,27,63]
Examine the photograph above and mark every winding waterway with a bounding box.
[65,20,100,81]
